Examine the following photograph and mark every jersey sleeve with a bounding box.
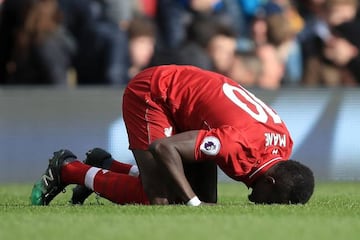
[194,126,258,180]
[195,126,234,161]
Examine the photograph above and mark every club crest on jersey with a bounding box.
[200,136,221,156]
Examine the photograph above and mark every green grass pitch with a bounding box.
[0,182,359,240]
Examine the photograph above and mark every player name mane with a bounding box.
[264,133,286,147]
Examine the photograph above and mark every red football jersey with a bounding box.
[129,65,293,186]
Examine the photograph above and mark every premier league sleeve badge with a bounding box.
[200,136,221,156]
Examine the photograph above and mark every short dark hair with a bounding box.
[271,160,315,204]
[128,15,156,40]
[187,17,236,48]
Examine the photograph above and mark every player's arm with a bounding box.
[148,130,202,206]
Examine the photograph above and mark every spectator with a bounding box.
[176,18,237,76]
[245,3,286,89]
[206,22,237,76]
[324,0,360,85]
[155,0,242,51]
[0,0,75,85]
[237,1,304,89]
[228,51,262,87]
[174,17,213,70]
[58,0,129,85]
[255,44,285,89]
[235,0,266,39]
[127,15,157,81]
[176,14,284,90]
[264,1,304,85]
[301,0,360,86]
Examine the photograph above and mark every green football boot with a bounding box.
[30,149,77,205]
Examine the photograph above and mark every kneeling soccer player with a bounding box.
[31,65,315,206]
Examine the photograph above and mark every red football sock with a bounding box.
[109,160,139,177]
[92,170,149,205]
[61,161,148,205]
[61,161,90,185]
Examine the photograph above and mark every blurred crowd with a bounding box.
[0,0,359,88]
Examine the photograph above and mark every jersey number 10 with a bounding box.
[222,83,282,124]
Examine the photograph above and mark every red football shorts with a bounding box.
[122,68,175,150]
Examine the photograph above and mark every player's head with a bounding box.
[248,160,314,204]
